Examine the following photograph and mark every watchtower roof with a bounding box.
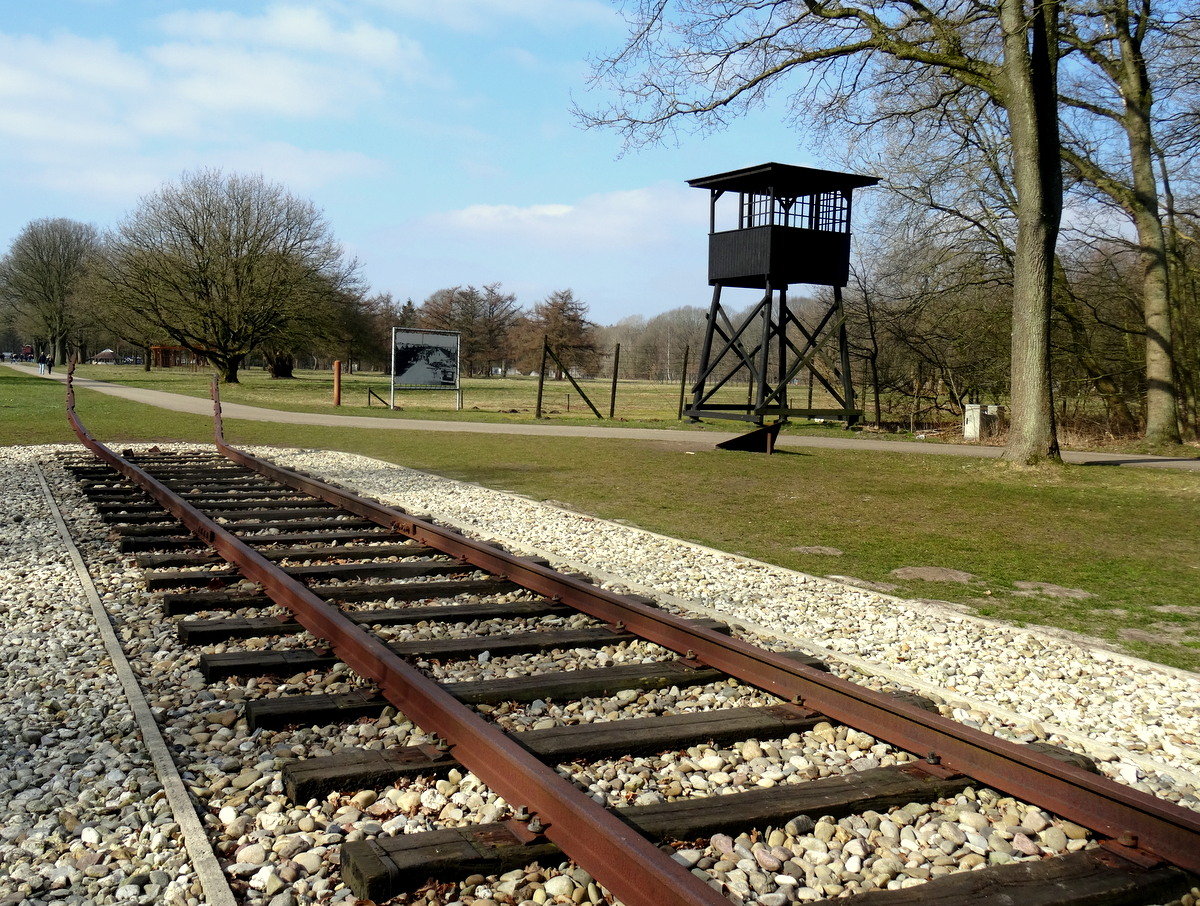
[687,162,879,195]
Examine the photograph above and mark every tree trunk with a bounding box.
[1113,1,1179,444]
[1127,135,1179,445]
[218,355,243,384]
[869,353,882,427]
[1159,158,1198,440]
[1000,0,1062,464]
[1058,2,1180,444]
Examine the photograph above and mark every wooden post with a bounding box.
[677,345,689,420]
[544,341,603,419]
[609,343,620,419]
[777,287,789,423]
[333,361,342,407]
[535,338,548,419]
[836,286,856,427]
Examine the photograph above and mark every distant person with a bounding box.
[45,356,53,375]
[37,353,46,375]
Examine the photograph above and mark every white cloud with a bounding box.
[379,181,712,321]
[0,32,149,100]
[146,43,381,120]
[0,6,419,202]
[424,183,705,250]
[0,6,426,147]
[364,0,618,33]
[38,159,172,207]
[155,5,421,70]
[138,6,429,126]
[442,202,574,227]
[0,34,148,153]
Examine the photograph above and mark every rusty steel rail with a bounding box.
[204,379,1200,880]
[66,366,1200,889]
[66,366,732,906]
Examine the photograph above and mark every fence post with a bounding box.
[609,343,620,419]
[333,360,341,407]
[677,345,689,420]
[535,337,548,419]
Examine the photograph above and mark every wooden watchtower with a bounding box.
[685,163,878,429]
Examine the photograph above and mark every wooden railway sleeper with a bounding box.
[212,416,1200,882]
[64,366,1200,904]
[68,372,738,906]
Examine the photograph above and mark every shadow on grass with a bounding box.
[1077,457,1200,467]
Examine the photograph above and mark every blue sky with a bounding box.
[1,1,821,325]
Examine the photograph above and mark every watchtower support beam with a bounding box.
[683,163,878,427]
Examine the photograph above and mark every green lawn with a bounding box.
[66,363,1200,457]
[69,363,744,428]
[6,365,1199,672]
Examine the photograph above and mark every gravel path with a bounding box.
[2,443,1197,906]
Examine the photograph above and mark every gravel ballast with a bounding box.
[1,443,1197,906]
[263,448,1200,800]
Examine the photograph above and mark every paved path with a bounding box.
[11,362,1199,470]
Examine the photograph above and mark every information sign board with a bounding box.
[390,328,462,408]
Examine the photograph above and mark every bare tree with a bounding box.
[417,284,521,376]
[335,292,416,371]
[258,275,373,378]
[1052,239,1144,434]
[852,24,1184,441]
[87,285,164,372]
[581,0,1064,463]
[98,170,359,383]
[1163,199,1200,437]
[524,290,598,378]
[477,284,522,376]
[0,218,100,365]
[1058,0,1195,444]
[848,207,1016,420]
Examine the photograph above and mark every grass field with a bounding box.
[64,363,1200,455]
[68,363,742,428]
[5,363,1199,673]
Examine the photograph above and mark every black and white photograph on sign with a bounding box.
[392,329,460,388]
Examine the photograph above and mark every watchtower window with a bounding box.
[742,193,770,228]
[736,190,851,232]
[812,190,850,232]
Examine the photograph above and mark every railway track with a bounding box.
[61,372,1200,906]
